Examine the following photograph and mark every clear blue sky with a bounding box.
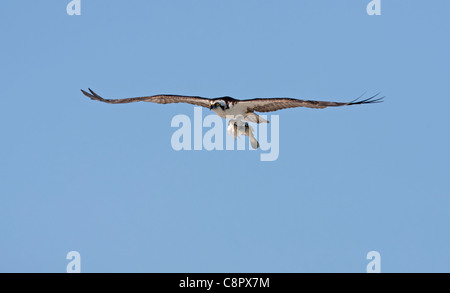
[1,0,449,272]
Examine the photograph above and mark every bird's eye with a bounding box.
[215,102,219,106]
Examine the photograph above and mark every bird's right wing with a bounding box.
[239,94,384,112]
[81,88,212,109]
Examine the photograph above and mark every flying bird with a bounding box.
[81,88,383,148]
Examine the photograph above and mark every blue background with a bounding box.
[1,0,449,272]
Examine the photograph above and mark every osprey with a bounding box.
[81,88,383,148]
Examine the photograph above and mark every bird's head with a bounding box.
[209,100,226,110]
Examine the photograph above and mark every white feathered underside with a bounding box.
[227,119,260,149]
[212,103,268,124]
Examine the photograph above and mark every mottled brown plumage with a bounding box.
[81,88,211,108]
[239,95,384,112]
[81,88,383,123]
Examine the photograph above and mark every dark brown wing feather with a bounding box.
[81,88,211,108]
[240,94,384,113]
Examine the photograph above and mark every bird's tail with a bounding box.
[249,136,260,149]
[245,125,260,149]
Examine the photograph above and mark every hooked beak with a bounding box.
[209,104,213,110]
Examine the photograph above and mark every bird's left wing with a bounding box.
[239,94,384,113]
[81,88,211,109]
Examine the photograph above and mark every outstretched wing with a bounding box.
[81,88,211,109]
[240,93,384,113]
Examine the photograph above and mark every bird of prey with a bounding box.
[81,88,383,148]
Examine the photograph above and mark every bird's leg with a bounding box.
[233,122,238,140]
[244,122,249,136]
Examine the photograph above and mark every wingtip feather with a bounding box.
[349,93,385,105]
